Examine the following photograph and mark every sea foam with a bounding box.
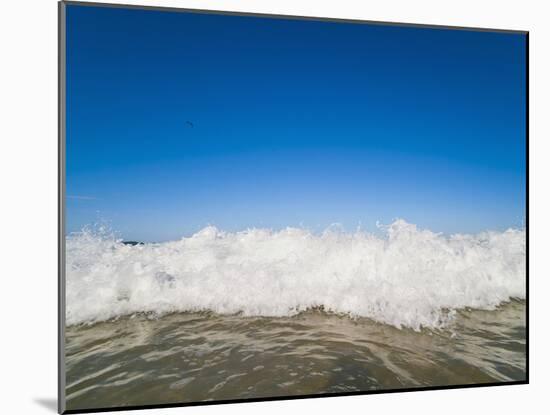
[65,220,526,330]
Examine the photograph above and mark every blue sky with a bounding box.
[66,5,526,242]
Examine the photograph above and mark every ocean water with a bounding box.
[64,220,526,410]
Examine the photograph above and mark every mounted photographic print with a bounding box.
[58,1,528,413]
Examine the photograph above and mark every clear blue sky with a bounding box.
[66,5,526,242]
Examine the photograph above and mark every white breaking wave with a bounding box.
[65,220,526,330]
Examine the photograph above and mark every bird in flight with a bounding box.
[185,121,194,128]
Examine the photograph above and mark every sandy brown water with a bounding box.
[65,300,525,411]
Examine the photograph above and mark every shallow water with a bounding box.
[65,300,526,411]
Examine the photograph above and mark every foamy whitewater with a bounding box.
[65,220,526,330]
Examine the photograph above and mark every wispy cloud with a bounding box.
[67,195,97,200]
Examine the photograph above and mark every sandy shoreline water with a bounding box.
[65,300,526,411]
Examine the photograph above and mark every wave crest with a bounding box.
[65,220,526,330]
